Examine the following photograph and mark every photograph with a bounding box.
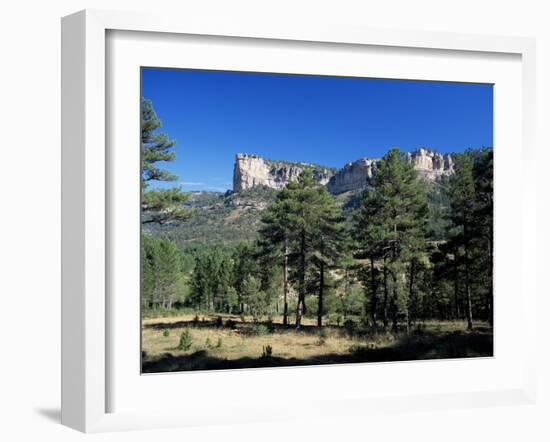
[140,68,494,373]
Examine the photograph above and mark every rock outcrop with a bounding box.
[233,154,334,192]
[326,158,377,194]
[233,148,454,194]
[407,148,454,180]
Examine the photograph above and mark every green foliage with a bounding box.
[141,98,192,225]
[141,144,493,336]
[142,188,193,225]
[141,98,176,182]
[141,235,187,310]
[353,148,429,333]
[241,275,270,321]
[162,329,170,338]
[258,169,346,328]
[177,329,193,351]
[158,189,277,247]
[253,324,269,336]
[190,247,235,312]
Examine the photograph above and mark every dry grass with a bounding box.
[142,313,493,373]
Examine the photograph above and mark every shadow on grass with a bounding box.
[144,317,327,336]
[142,327,493,373]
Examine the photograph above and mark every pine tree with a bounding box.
[141,235,155,309]
[447,153,476,330]
[473,149,493,325]
[241,275,264,320]
[355,148,428,334]
[141,237,184,310]
[258,170,346,329]
[354,184,388,328]
[258,188,293,325]
[141,98,192,224]
[152,239,182,309]
[259,176,345,327]
[232,242,259,314]
[309,188,346,327]
[190,252,211,311]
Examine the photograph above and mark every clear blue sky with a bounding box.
[141,68,493,192]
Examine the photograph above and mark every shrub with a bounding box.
[215,316,223,327]
[215,337,223,349]
[193,314,200,325]
[205,337,213,349]
[162,329,170,338]
[266,317,275,333]
[254,324,269,336]
[177,329,193,351]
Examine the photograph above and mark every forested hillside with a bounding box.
[143,147,493,327]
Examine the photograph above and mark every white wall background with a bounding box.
[0,1,548,440]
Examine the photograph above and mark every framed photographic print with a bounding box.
[61,9,537,432]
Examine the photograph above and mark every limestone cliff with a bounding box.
[326,158,377,194]
[233,148,454,194]
[407,148,454,180]
[233,154,334,192]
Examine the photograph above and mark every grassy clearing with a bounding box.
[141,313,493,373]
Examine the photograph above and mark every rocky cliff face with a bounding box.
[233,149,454,194]
[407,148,454,180]
[233,154,334,192]
[327,148,454,194]
[326,158,377,194]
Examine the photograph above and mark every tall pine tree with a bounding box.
[447,153,476,330]
[355,148,428,334]
[141,98,192,224]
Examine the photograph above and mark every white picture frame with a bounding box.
[61,9,537,433]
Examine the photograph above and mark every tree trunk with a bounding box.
[318,261,324,327]
[391,221,398,333]
[283,239,289,326]
[487,235,493,326]
[370,256,377,328]
[407,260,414,335]
[464,223,474,331]
[295,228,306,330]
[453,247,460,320]
[391,274,398,333]
[382,257,388,329]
